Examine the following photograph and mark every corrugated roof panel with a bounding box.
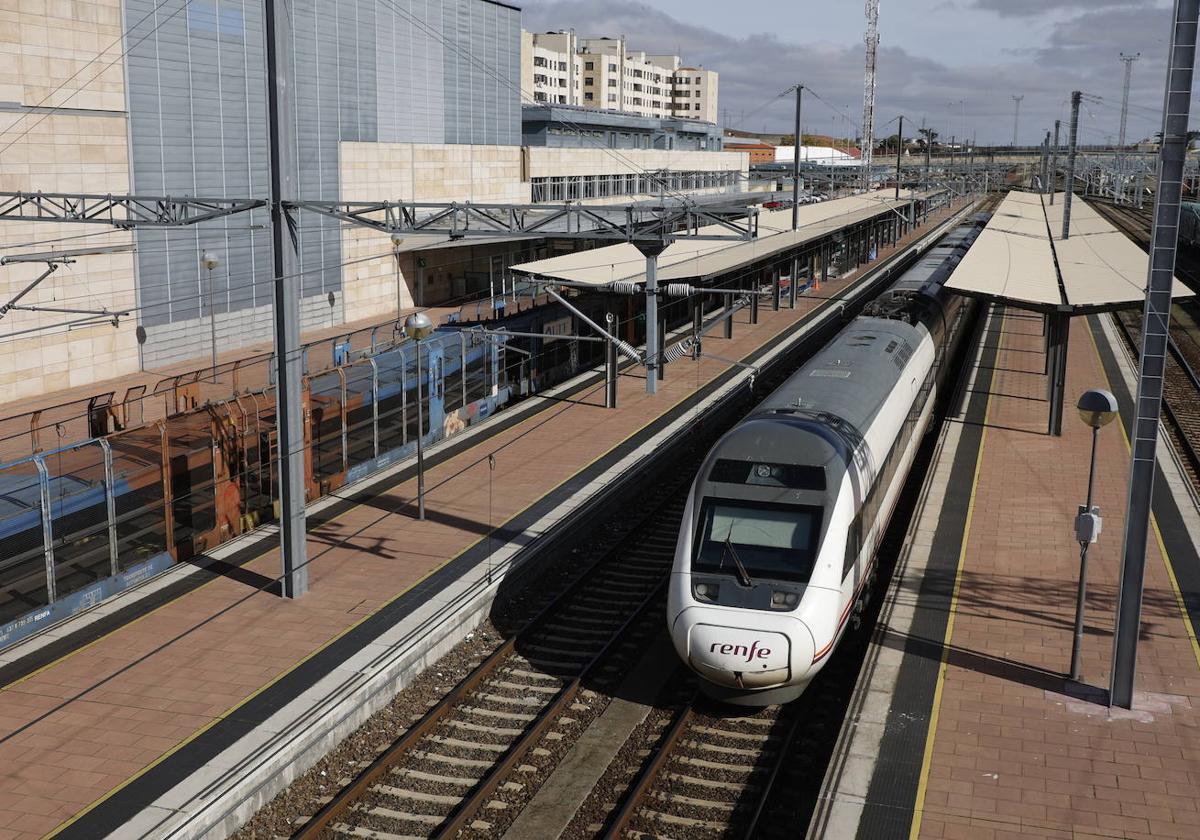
[511,189,942,286]
[945,191,1192,311]
[945,226,1061,306]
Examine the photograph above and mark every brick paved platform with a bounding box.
[0,201,971,840]
[814,304,1200,840]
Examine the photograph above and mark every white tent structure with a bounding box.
[773,145,861,167]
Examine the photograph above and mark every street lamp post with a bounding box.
[391,234,405,314]
[1068,388,1119,683]
[405,312,434,520]
[201,251,220,382]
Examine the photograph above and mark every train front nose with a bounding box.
[686,619,815,690]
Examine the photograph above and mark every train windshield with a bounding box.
[692,498,822,583]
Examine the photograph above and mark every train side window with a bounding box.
[843,512,862,579]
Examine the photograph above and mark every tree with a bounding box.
[916,127,939,150]
[875,133,904,153]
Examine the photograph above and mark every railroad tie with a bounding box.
[444,718,525,738]
[690,725,777,742]
[664,771,761,793]
[638,808,728,831]
[408,750,494,769]
[672,755,770,774]
[520,641,599,659]
[486,679,559,694]
[371,784,463,806]
[330,823,425,840]
[656,790,736,811]
[364,805,444,826]
[500,665,564,682]
[427,735,507,752]
[684,739,771,758]
[391,767,477,787]
[460,705,537,722]
[474,691,544,707]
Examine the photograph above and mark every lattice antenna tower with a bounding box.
[861,0,880,187]
[1118,52,1140,151]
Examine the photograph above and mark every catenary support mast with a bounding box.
[1111,0,1197,709]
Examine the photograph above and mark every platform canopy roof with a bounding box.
[510,189,942,288]
[945,191,1193,312]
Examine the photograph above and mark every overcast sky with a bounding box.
[519,0,1181,146]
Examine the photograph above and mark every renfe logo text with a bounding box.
[710,640,771,662]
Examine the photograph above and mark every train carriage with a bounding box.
[667,219,984,705]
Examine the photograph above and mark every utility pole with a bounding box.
[792,84,803,230]
[922,118,931,190]
[1011,94,1024,146]
[895,114,904,200]
[1062,91,1082,240]
[1111,0,1197,710]
[1050,119,1061,203]
[266,0,308,597]
[1042,130,1051,193]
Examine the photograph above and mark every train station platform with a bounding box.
[812,304,1200,839]
[0,198,975,840]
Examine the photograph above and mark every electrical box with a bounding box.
[1075,505,1102,544]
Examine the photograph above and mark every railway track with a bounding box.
[601,694,799,839]
[1089,201,1200,491]
[293,486,687,840]
[272,199,992,840]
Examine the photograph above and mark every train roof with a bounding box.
[753,315,925,436]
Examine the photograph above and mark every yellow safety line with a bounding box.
[41,280,828,839]
[1084,317,1200,671]
[908,308,999,840]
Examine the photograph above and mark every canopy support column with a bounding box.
[605,312,618,409]
[637,242,667,396]
[1047,310,1071,436]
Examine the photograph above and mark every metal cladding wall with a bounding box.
[123,0,520,366]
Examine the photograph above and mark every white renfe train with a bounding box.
[667,220,985,705]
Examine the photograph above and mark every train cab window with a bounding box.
[692,498,822,583]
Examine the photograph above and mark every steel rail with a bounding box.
[434,579,668,838]
[742,710,807,836]
[293,511,678,840]
[600,703,696,839]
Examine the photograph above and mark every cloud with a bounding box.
[969,0,1152,17]
[519,0,1180,145]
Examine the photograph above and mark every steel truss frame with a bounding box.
[1,190,759,243]
[0,191,266,228]
[291,199,758,242]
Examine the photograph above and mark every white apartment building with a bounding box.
[522,31,718,123]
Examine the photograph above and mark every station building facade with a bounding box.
[0,0,746,405]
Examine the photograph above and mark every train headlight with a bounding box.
[693,582,719,602]
[770,590,800,610]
